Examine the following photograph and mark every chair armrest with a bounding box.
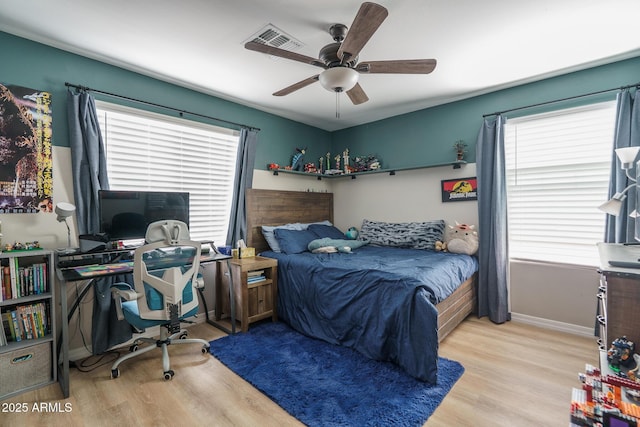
[194,276,205,289]
[112,288,139,300]
[111,286,141,320]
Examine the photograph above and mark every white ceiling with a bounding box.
[1,0,639,131]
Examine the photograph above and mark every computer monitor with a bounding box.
[99,190,189,241]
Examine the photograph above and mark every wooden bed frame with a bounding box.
[245,188,476,342]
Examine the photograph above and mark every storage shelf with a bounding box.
[0,292,53,308]
[247,278,272,289]
[0,334,53,352]
[272,160,467,180]
[0,249,56,400]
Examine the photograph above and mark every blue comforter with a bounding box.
[261,246,478,383]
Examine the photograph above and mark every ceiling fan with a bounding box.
[245,2,437,107]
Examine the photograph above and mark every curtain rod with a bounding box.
[482,81,640,118]
[65,82,261,132]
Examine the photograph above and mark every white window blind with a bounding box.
[505,101,616,266]
[95,101,240,243]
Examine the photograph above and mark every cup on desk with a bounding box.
[218,245,232,256]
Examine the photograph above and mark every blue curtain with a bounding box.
[66,89,110,235]
[226,128,258,246]
[604,88,640,243]
[475,116,510,324]
[67,89,132,354]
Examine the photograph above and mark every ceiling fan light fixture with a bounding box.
[319,67,358,92]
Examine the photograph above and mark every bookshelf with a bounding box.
[0,249,56,400]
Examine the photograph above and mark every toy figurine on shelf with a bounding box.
[326,152,331,171]
[319,157,324,174]
[291,147,307,171]
[304,163,317,173]
[4,241,41,252]
[334,154,340,171]
[453,140,467,161]
[343,149,350,173]
[608,336,636,373]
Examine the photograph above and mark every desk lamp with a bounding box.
[599,147,640,216]
[55,202,76,253]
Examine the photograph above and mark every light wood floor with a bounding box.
[1,316,597,426]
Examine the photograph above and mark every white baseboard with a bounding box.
[510,312,595,338]
[67,313,210,362]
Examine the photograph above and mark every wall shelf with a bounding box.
[271,160,467,180]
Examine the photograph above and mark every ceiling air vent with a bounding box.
[245,24,304,53]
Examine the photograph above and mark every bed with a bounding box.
[245,189,478,383]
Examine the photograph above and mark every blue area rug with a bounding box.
[209,322,464,427]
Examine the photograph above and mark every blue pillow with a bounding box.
[308,224,345,240]
[262,220,333,252]
[262,223,303,252]
[274,228,318,254]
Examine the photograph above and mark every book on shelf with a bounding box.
[0,261,48,301]
[247,275,266,283]
[2,266,10,301]
[0,314,6,346]
[0,301,49,343]
[9,258,18,300]
[247,270,264,277]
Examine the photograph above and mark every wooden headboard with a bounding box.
[245,189,334,254]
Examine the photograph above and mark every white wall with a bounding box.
[331,165,478,230]
[510,260,599,335]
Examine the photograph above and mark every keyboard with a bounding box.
[609,260,640,269]
[58,258,101,268]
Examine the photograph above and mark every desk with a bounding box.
[597,243,640,355]
[56,246,231,398]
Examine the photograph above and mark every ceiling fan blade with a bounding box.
[245,41,327,69]
[273,75,320,96]
[338,2,388,63]
[346,83,369,105]
[356,59,437,74]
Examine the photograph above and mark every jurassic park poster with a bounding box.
[441,177,478,202]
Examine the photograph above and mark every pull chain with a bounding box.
[335,91,340,119]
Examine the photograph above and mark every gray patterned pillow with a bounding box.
[358,219,445,250]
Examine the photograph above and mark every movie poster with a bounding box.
[441,177,478,202]
[0,83,53,213]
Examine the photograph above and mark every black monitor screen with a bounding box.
[99,190,189,240]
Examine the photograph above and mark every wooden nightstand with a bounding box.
[215,256,278,332]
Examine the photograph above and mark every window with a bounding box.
[505,101,616,266]
[96,101,240,243]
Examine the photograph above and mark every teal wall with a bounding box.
[332,56,640,169]
[2,30,639,173]
[0,31,331,170]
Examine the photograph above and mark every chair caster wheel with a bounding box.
[201,346,209,354]
[179,332,188,339]
[163,370,174,380]
[129,344,139,352]
[111,369,120,379]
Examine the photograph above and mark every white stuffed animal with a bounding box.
[438,222,478,255]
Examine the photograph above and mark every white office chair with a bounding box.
[110,220,210,380]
